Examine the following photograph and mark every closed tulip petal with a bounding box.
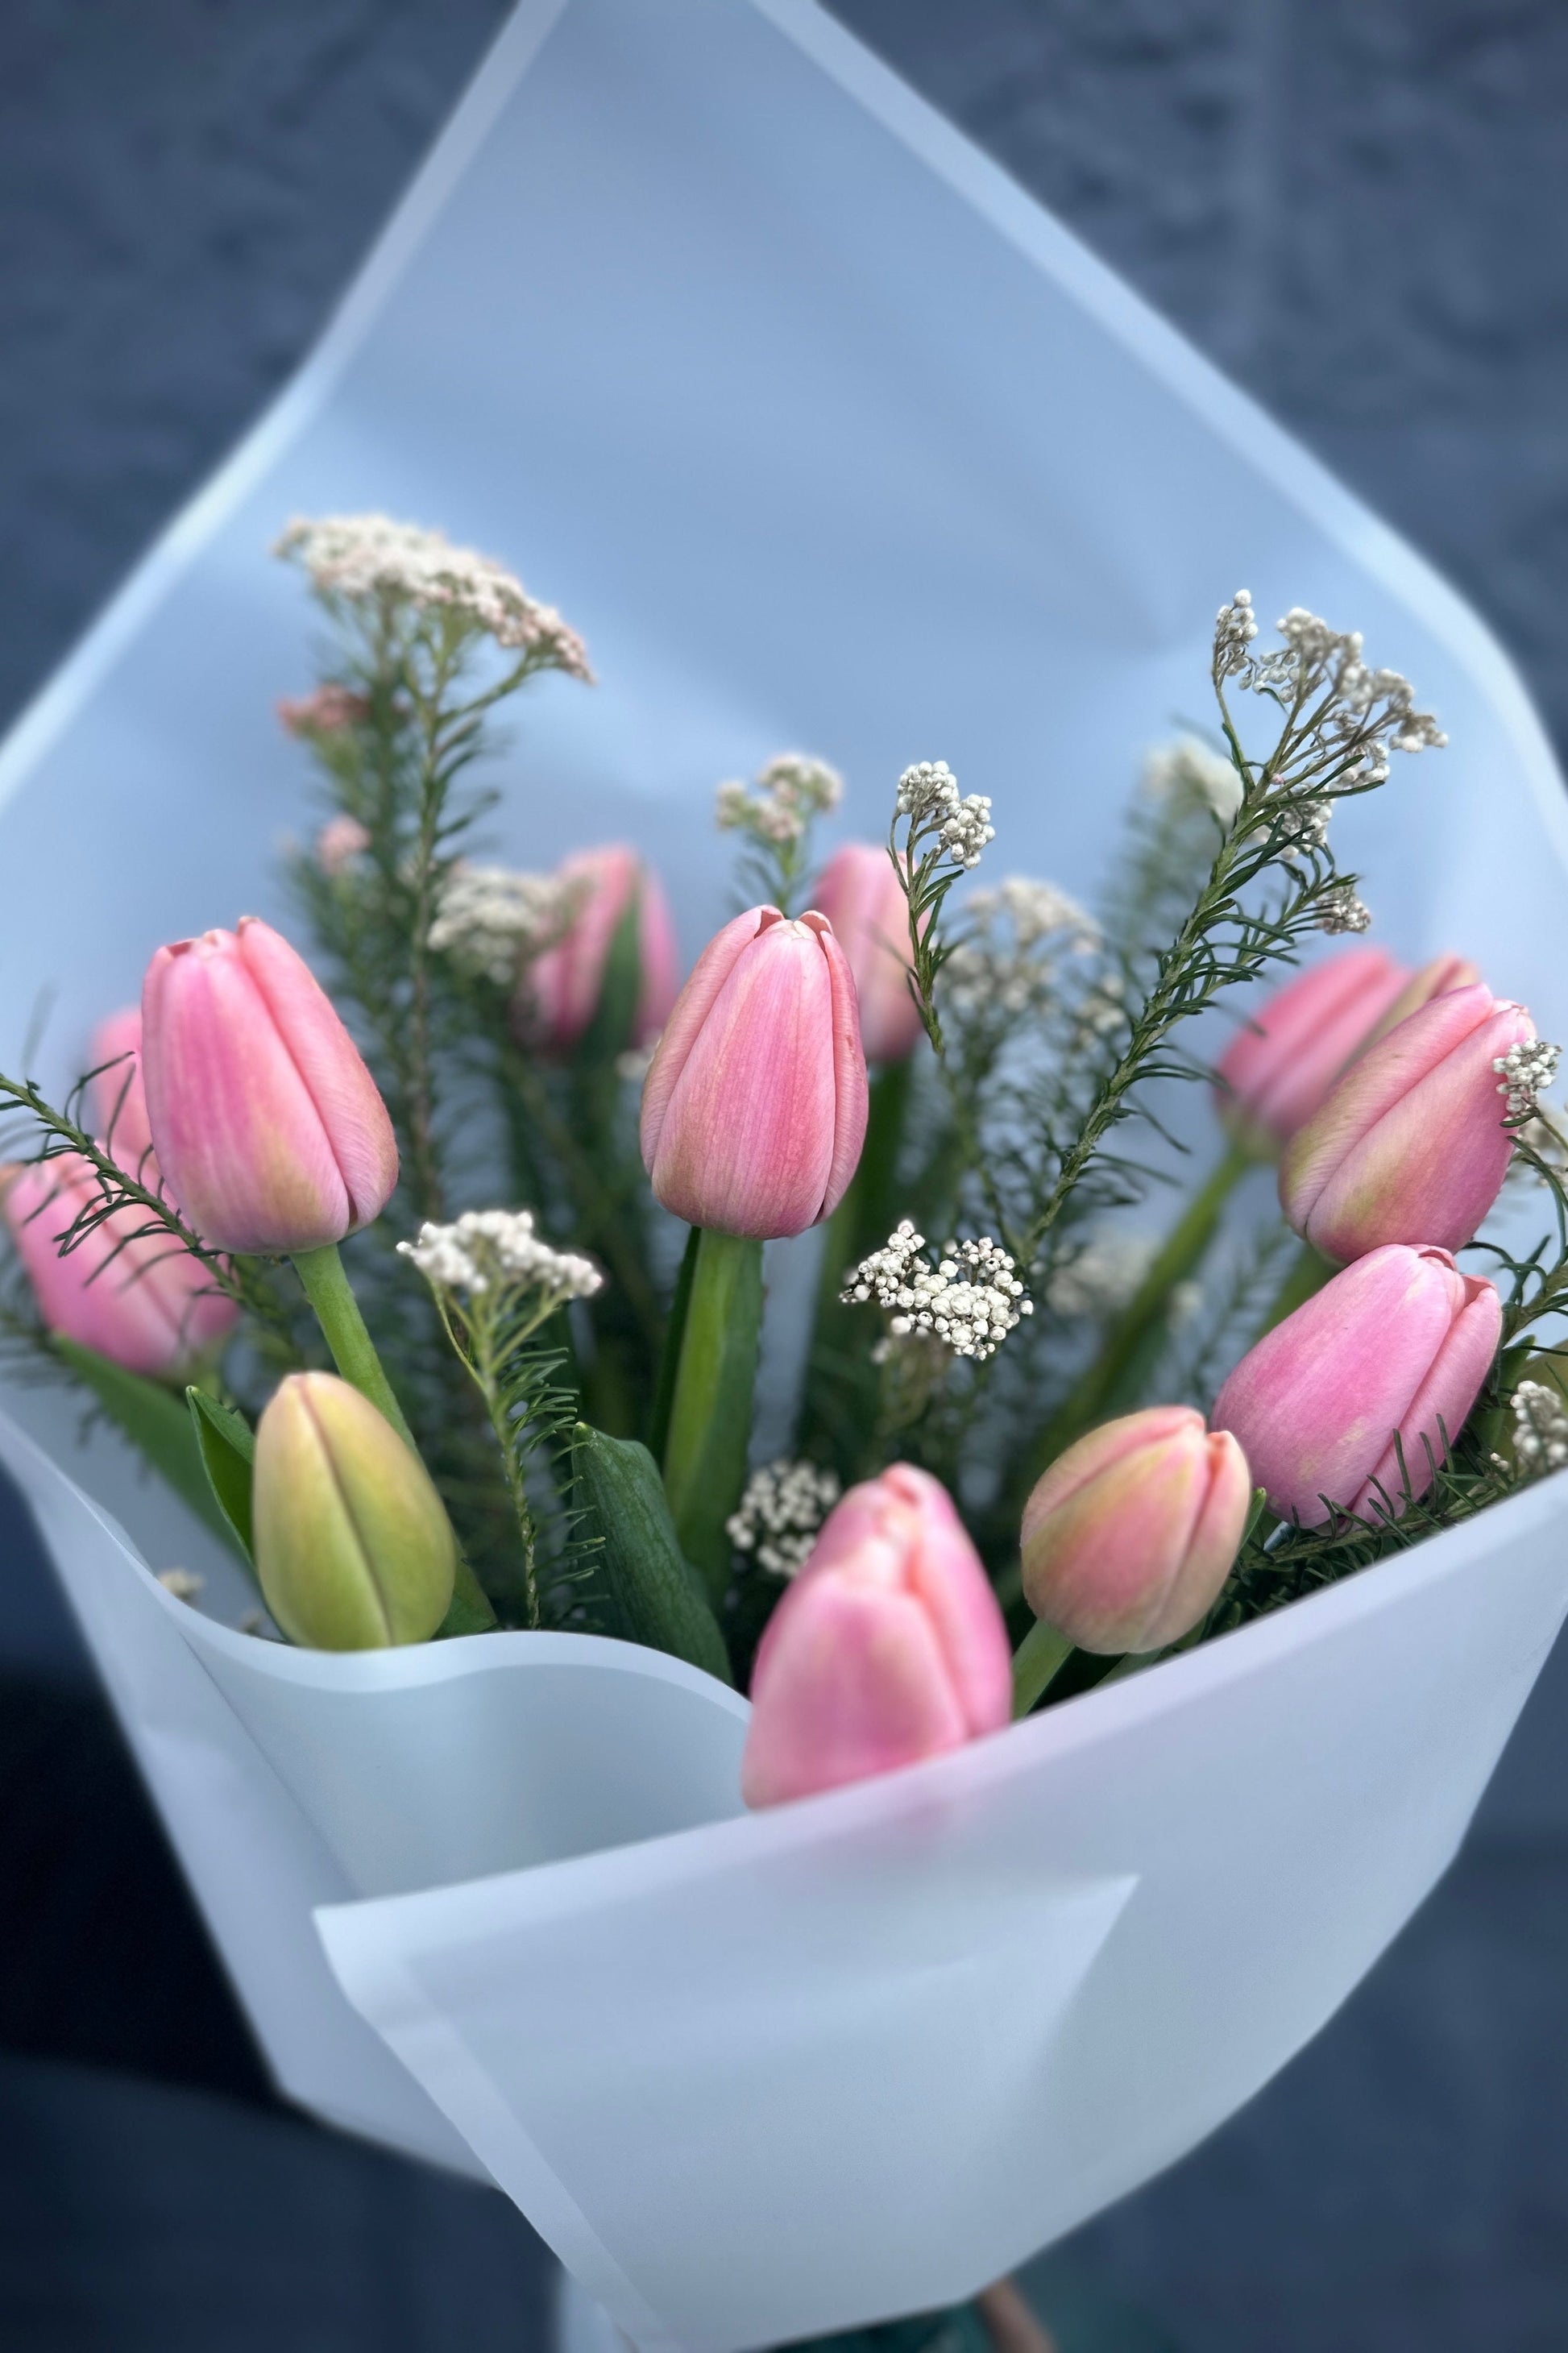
[89,1008,155,1173]
[813,843,923,1064]
[641,905,869,1240]
[236,918,398,1231]
[742,1463,1010,1807]
[524,845,679,1054]
[1281,985,1530,1260]
[1213,1245,1500,1525]
[1217,948,1409,1154]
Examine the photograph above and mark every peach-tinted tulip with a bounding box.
[812,842,923,1064]
[89,1007,155,1174]
[1213,1244,1500,1526]
[1020,1405,1251,1654]
[253,1372,454,1649]
[641,905,868,1239]
[1280,981,1534,1263]
[1,1155,237,1379]
[741,1463,1011,1806]
[521,845,678,1056]
[1214,947,1411,1157]
[142,916,398,1255]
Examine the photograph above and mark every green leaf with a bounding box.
[52,1338,251,1569]
[572,1422,732,1684]
[185,1387,256,1562]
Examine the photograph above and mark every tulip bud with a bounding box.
[521,845,679,1056]
[1214,947,1411,1158]
[251,1371,454,1648]
[1279,981,1534,1263]
[1360,951,1481,1050]
[741,1463,1010,1806]
[641,905,868,1239]
[1,1155,236,1379]
[1020,1406,1251,1654]
[1213,1243,1501,1526]
[812,842,923,1064]
[89,1006,155,1173]
[142,916,398,1255]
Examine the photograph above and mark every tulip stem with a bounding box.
[1024,1143,1251,1485]
[292,1242,497,1637]
[662,1229,765,1605]
[1255,1239,1337,1336]
[1011,1618,1077,1718]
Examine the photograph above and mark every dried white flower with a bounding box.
[427,862,571,986]
[895,762,995,869]
[1234,606,1445,766]
[1213,589,1259,679]
[943,875,1099,1022]
[1495,1037,1561,1123]
[1274,795,1332,860]
[1508,1380,1568,1478]
[843,1219,1032,1361]
[726,1458,842,1577]
[399,1209,602,1304]
[715,753,843,848]
[275,513,591,677]
[1143,733,1244,827]
[1317,883,1371,936]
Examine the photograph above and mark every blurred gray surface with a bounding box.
[1,4,1566,2348]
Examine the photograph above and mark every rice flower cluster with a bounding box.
[427,863,574,987]
[715,753,844,848]
[274,513,592,676]
[943,875,1099,1021]
[1143,733,1244,826]
[1508,1380,1568,1478]
[895,762,995,870]
[1494,1038,1561,1123]
[398,1210,602,1305]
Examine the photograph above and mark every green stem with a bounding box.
[662,1229,765,1605]
[1011,1618,1077,1718]
[797,1060,914,1469]
[1025,1143,1251,1485]
[1256,1238,1337,1336]
[293,1241,496,1634]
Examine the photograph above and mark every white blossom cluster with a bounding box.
[274,514,591,677]
[1273,795,1332,861]
[427,862,572,986]
[942,876,1100,1021]
[1143,733,1245,827]
[715,753,844,847]
[1508,1380,1568,1478]
[1495,1036,1561,1123]
[1045,1232,1158,1320]
[1213,589,1259,679]
[1317,883,1372,936]
[399,1210,602,1304]
[895,762,995,869]
[842,1219,1032,1361]
[725,1458,842,1577]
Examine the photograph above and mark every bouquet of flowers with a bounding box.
[3,511,1567,2347]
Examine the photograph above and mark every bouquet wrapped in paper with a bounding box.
[3,7,1568,2351]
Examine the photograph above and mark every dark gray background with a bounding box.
[1,5,1566,2347]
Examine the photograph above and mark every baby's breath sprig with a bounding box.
[887,762,995,1056]
[726,1459,841,1579]
[842,1220,1031,1363]
[715,753,843,914]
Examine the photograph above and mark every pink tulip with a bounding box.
[812,842,923,1064]
[741,1463,1011,1807]
[142,916,399,1255]
[1020,1406,1251,1654]
[1361,951,1482,1050]
[277,684,370,737]
[89,1007,155,1175]
[641,905,868,1239]
[1215,947,1411,1156]
[1280,981,1534,1263]
[2,1155,237,1378]
[1213,1244,1500,1525]
[316,815,371,875]
[520,845,678,1056]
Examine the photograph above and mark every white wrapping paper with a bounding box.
[2,1,1567,2347]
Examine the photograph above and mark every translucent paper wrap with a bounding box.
[2,2,1567,2347]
